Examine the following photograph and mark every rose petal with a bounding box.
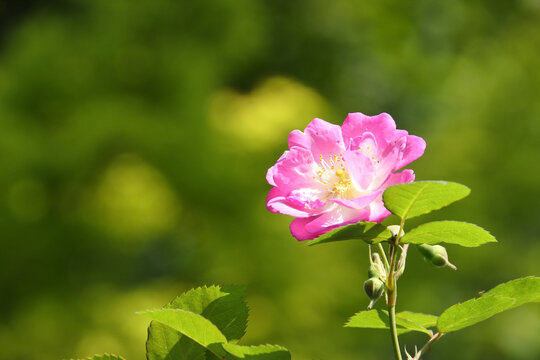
[367,200,391,222]
[382,169,415,188]
[370,136,406,189]
[304,206,369,233]
[343,150,375,190]
[329,191,382,209]
[287,129,310,149]
[286,188,326,212]
[266,167,277,187]
[266,187,313,218]
[342,112,397,149]
[349,132,378,159]
[266,151,288,186]
[271,147,318,191]
[394,135,426,171]
[290,217,324,240]
[304,118,345,161]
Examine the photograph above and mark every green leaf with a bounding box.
[308,222,392,246]
[401,221,496,247]
[74,355,126,360]
[486,276,540,308]
[146,320,206,360]
[167,285,248,342]
[437,276,540,333]
[222,344,291,360]
[382,181,470,220]
[437,295,516,333]
[345,309,437,336]
[397,311,438,330]
[139,309,227,355]
[146,285,248,360]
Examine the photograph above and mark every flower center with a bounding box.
[313,154,353,197]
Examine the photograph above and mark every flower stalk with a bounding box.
[387,240,403,360]
[386,222,407,360]
[377,243,390,270]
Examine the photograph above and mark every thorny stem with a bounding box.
[413,332,443,359]
[387,219,407,360]
[387,241,402,360]
[388,302,402,360]
[376,218,441,360]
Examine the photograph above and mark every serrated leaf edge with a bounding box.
[68,354,126,360]
[223,343,289,351]
[344,310,435,336]
[383,181,471,220]
[437,295,516,333]
[401,221,497,247]
[138,308,228,350]
[436,276,540,333]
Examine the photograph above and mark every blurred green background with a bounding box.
[0,0,539,359]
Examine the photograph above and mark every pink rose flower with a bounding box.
[266,112,426,240]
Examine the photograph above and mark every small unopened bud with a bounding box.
[367,265,378,279]
[364,277,385,309]
[387,225,405,239]
[417,244,457,270]
[395,244,409,279]
[370,253,387,279]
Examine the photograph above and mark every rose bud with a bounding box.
[387,225,405,239]
[417,244,457,270]
[368,265,379,279]
[364,277,385,309]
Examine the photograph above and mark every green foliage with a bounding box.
[383,181,470,220]
[146,319,206,360]
[308,222,392,246]
[438,295,516,334]
[222,344,291,360]
[166,285,248,342]
[75,355,126,360]
[138,285,290,360]
[345,309,437,336]
[146,285,248,360]
[437,277,540,333]
[486,276,540,308]
[402,221,496,247]
[139,309,228,355]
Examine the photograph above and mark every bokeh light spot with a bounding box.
[209,76,332,150]
[85,154,181,241]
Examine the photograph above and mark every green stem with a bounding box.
[387,235,403,360]
[388,300,402,360]
[414,332,442,359]
[377,243,390,270]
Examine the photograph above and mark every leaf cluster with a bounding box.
[310,180,540,356]
[309,181,496,248]
[74,286,290,360]
[347,276,540,335]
